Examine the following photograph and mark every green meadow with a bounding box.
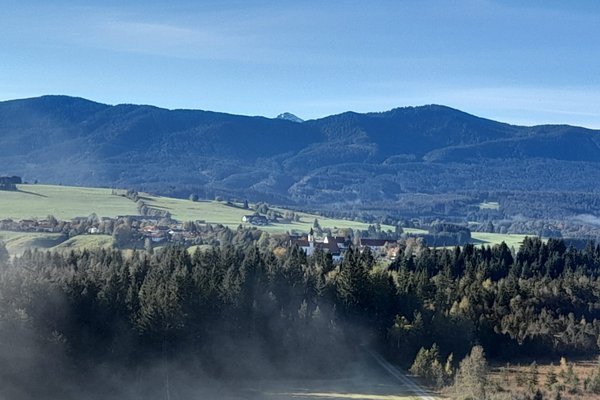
[0,184,393,233]
[479,201,500,210]
[144,194,396,233]
[0,184,528,255]
[0,184,138,220]
[471,232,529,249]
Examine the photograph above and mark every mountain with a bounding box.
[276,112,303,123]
[2,95,600,221]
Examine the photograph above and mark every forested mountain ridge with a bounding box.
[2,95,600,222]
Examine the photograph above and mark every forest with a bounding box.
[2,236,600,399]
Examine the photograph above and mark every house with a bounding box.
[149,232,166,243]
[360,238,394,253]
[242,215,268,226]
[324,236,350,249]
[0,176,20,191]
[168,229,185,241]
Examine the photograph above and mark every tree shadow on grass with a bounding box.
[15,189,48,198]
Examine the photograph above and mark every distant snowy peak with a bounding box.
[276,112,303,123]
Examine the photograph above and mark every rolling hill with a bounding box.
[0,184,525,255]
[2,95,600,222]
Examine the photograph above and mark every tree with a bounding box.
[189,194,198,202]
[313,218,321,230]
[563,363,579,394]
[546,364,558,390]
[528,361,539,392]
[587,357,600,394]
[0,241,8,265]
[144,238,154,254]
[112,223,133,248]
[409,344,445,388]
[453,345,488,400]
[410,346,432,378]
[444,353,455,382]
[243,199,249,209]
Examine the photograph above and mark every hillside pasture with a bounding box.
[470,232,529,249]
[52,235,113,252]
[479,201,500,210]
[0,184,529,252]
[142,195,397,234]
[0,184,138,220]
[0,230,65,255]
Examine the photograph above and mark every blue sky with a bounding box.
[1,0,600,127]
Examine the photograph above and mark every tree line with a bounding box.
[2,237,600,398]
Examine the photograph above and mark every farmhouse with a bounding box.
[0,176,21,191]
[242,215,268,226]
[360,238,393,251]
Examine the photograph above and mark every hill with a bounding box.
[0,184,526,254]
[2,96,600,224]
[0,184,394,232]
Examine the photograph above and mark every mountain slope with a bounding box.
[2,95,600,219]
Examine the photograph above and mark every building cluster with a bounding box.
[241,214,269,226]
[289,229,400,262]
[0,176,21,191]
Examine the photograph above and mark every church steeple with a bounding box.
[308,228,315,246]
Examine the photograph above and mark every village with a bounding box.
[0,210,403,261]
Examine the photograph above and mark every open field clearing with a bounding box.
[0,184,138,219]
[0,184,529,252]
[123,194,397,233]
[487,358,600,400]
[470,232,529,248]
[0,230,64,255]
[149,352,427,400]
[51,234,112,252]
[0,184,395,233]
[479,201,500,210]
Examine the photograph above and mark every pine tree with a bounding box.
[546,363,558,390]
[144,238,154,254]
[410,347,430,378]
[528,361,539,392]
[564,363,579,394]
[444,353,455,382]
[588,357,600,393]
[0,241,8,265]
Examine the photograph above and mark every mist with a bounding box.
[0,245,388,400]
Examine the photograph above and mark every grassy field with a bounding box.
[479,201,500,210]
[139,195,397,234]
[52,235,113,252]
[0,184,529,253]
[0,230,65,255]
[0,184,138,220]
[179,353,422,400]
[486,358,600,400]
[471,232,529,249]
[0,184,395,233]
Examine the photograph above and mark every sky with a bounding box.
[1,0,600,127]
